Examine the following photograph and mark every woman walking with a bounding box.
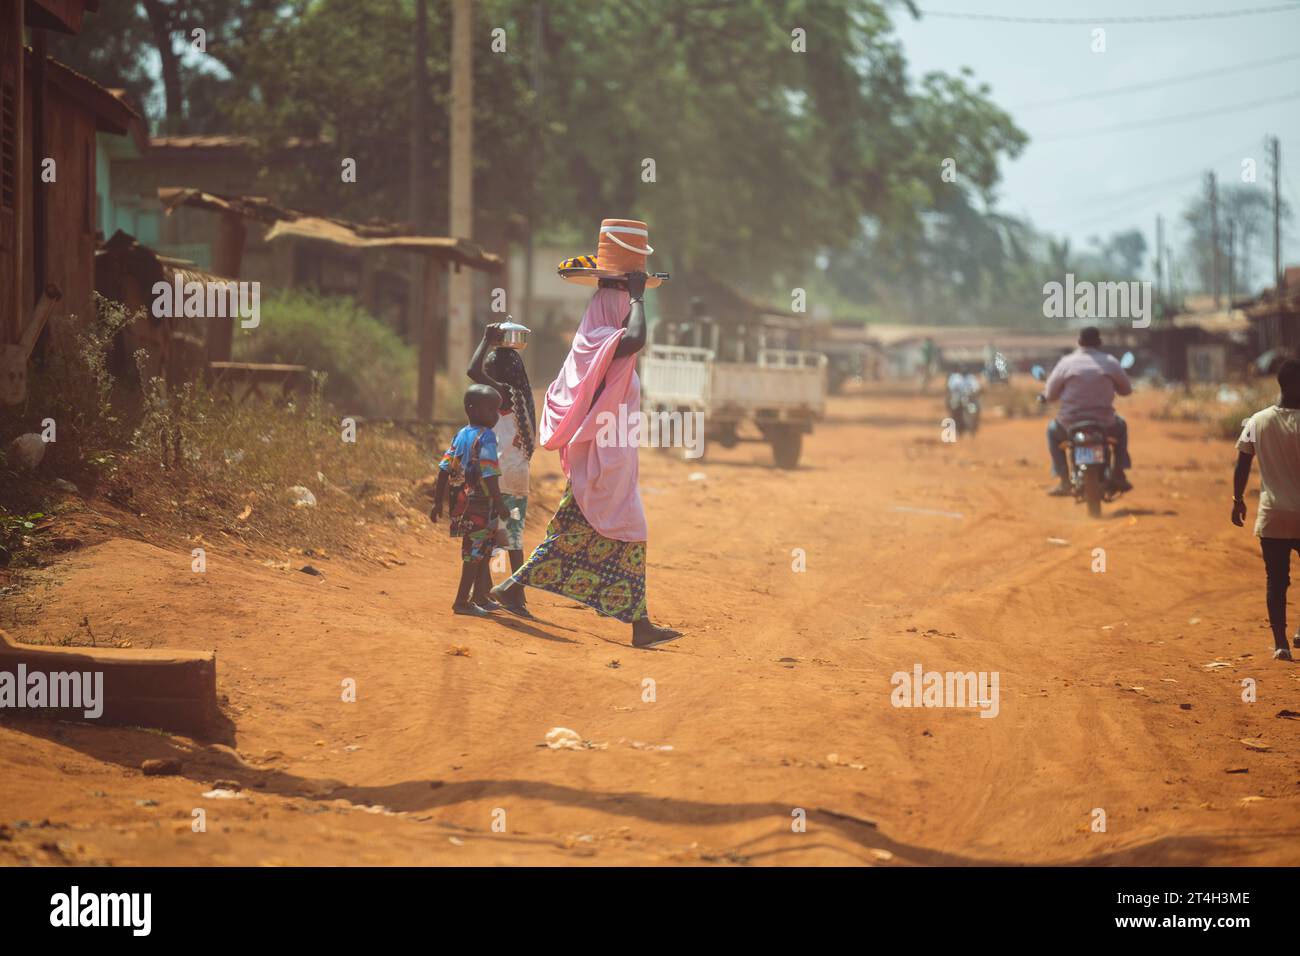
[492,218,682,648]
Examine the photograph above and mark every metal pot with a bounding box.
[497,320,530,350]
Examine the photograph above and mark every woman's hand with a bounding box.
[626,271,648,300]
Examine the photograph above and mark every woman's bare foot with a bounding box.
[632,619,683,649]
[488,583,534,619]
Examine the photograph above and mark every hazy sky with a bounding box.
[891,1,1300,291]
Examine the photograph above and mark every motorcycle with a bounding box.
[1033,352,1135,518]
[1060,419,1121,518]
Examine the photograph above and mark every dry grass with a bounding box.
[1152,381,1279,440]
[985,378,1048,420]
[1,297,447,582]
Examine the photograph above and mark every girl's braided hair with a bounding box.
[485,347,536,459]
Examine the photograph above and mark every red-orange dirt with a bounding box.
[2,386,1298,865]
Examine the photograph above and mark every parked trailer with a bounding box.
[640,344,827,468]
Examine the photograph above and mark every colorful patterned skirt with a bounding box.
[505,484,646,623]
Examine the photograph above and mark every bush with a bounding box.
[0,296,139,499]
[1153,382,1280,440]
[233,290,417,419]
[2,293,440,565]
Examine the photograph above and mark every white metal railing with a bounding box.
[641,345,713,407]
[757,348,827,369]
[646,345,715,363]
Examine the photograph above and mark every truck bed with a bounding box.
[641,346,827,420]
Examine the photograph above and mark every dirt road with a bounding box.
[3,386,1298,865]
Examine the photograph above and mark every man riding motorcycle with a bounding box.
[946,365,982,434]
[1040,326,1133,496]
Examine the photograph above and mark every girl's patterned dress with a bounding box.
[503,483,646,623]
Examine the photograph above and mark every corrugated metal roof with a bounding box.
[157,187,503,272]
[1168,310,1250,332]
[149,135,328,151]
[27,49,140,135]
[26,0,98,34]
[863,324,1079,348]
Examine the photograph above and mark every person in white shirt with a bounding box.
[467,324,537,618]
[1233,358,1300,661]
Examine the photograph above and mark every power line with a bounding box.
[1049,147,1261,233]
[1018,52,1300,110]
[1061,182,1192,233]
[920,4,1300,25]
[1037,140,1256,215]
[1035,89,1300,142]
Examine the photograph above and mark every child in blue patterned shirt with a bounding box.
[431,384,509,616]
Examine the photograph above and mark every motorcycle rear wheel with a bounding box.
[1083,467,1103,518]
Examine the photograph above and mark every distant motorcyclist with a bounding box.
[1040,327,1132,496]
[946,365,981,434]
[983,346,1010,386]
[946,366,981,402]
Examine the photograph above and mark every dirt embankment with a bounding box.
[2,385,1297,865]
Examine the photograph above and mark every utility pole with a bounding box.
[1242,226,1251,293]
[1227,219,1235,308]
[447,0,475,382]
[1155,214,1164,313]
[1270,135,1282,291]
[1167,246,1179,307]
[1207,171,1219,307]
[523,1,544,327]
[411,0,435,421]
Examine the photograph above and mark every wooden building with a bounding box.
[1141,297,1253,383]
[2,0,137,404]
[1246,266,1300,362]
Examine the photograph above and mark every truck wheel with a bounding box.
[771,428,803,469]
[716,423,739,449]
[1083,467,1102,518]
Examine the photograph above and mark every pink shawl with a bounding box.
[538,287,647,542]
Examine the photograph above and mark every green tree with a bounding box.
[64,0,1029,322]
[48,0,280,132]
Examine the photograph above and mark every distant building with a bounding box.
[106,134,326,281]
[1245,266,1300,364]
